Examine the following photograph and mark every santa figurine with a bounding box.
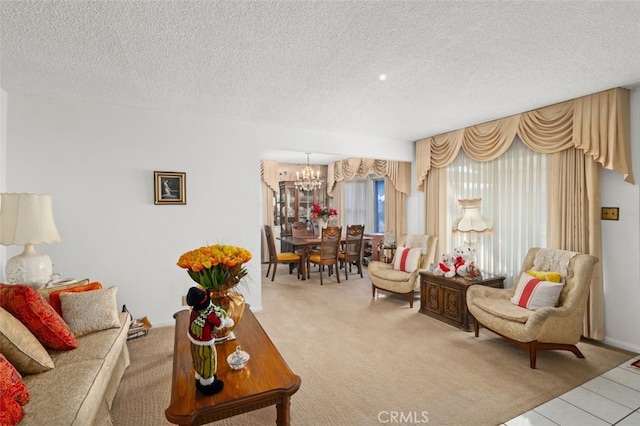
[185,287,234,395]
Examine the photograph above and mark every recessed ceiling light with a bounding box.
[378,74,387,81]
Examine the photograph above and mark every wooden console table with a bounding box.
[166,308,301,425]
[419,271,505,331]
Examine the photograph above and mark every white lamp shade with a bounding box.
[452,198,493,234]
[0,193,62,288]
[0,193,62,245]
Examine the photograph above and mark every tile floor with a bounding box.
[504,355,640,425]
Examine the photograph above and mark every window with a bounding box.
[446,138,547,286]
[373,179,385,233]
[343,176,384,234]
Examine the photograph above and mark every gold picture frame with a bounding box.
[154,171,186,205]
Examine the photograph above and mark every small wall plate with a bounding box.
[601,207,619,220]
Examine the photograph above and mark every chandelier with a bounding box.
[294,153,322,192]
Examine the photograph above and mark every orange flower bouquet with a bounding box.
[177,244,252,291]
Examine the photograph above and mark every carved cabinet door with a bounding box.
[442,286,462,322]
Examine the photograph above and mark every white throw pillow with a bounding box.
[393,246,422,272]
[60,286,121,337]
[510,273,564,310]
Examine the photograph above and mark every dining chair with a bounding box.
[291,221,313,258]
[264,225,302,281]
[338,224,365,280]
[291,221,310,237]
[307,226,342,285]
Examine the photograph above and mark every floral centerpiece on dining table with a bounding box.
[309,203,338,222]
[177,244,252,340]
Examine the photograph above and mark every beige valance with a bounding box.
[416,87,634,188]
[328,158,411,195]
[260,160,279,193]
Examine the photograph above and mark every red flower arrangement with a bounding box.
[309,203,338,221]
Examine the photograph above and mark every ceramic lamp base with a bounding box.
[5,244,53,288]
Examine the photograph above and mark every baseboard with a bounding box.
[602,336,640,354]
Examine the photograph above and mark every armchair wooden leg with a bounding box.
[528,341,538,369]
[473,318,480,337]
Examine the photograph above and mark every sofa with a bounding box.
[368,234,438,308]
[0,280,130,425]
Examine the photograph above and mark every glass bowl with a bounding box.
[227,345,250,370]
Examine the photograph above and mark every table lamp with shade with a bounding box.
[452,198,492,263]
[0,193,62,288]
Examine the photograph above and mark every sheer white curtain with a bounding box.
[446,138,547,287]
[344,177,374,232]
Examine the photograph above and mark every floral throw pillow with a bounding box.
[60,286,121,337]
[0,393,25,426]
[0,285,78,351]
[0,354,29,405]
[0,353,30,426]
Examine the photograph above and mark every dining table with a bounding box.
[277,234,371,281]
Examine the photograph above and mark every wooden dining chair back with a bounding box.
[338,224,365,279]
[290,221,313,256]
[307,226,342,285]
[264,224,301,281]
[291,221,309,237]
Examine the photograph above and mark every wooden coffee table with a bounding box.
[165,308,301,425]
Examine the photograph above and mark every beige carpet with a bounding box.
[111,265,636,425]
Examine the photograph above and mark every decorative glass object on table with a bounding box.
[227,345,250,370]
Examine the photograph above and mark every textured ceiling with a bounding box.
[2,1,640,152]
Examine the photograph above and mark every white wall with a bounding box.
[600,87,640,353]
[2,93,409,327]
[0,89,6,278]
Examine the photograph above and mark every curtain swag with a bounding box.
[327,158,411,196]
[260,160,280,193]
[416,87,634,189]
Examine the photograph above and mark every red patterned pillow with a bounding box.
[0,393,24,426]
[49,282,103,315]
[0,285,78,351]
[0,354,29,405]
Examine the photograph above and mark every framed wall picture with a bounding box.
[154,171,186,205]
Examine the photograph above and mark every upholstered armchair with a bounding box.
[466,247,598,369]
[368,234,438,308]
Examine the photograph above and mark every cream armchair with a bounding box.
[368,234,438,308]
[467,247,598,369]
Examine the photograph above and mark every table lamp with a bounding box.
[452,198,492,260]
[0,193,62,288]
